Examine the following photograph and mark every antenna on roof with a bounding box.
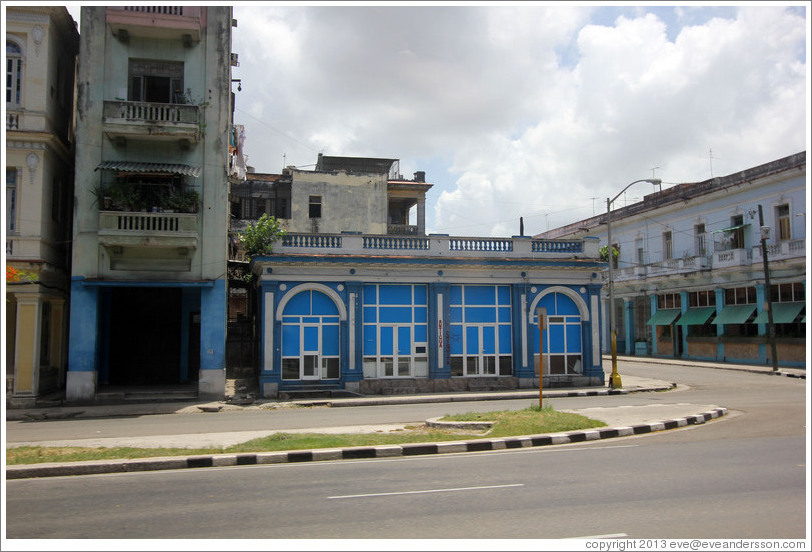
[707,148,718,178]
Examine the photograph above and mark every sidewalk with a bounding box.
[4,357,803,479]
[4,372,671,422]
[5,355,802,423]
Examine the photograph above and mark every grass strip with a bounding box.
[6,405,606,465]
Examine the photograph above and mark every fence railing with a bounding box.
[104,101,200,125]
[272,233,600,259]
[99,211,198,233]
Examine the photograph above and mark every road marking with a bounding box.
[327,483,524,499]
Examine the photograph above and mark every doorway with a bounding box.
[108,287,183,385]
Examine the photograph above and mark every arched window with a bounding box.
[531,291,583,375]
[280,290,341,381]
[6,40,23,105]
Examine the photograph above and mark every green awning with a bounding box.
[674,307,716,326]
[714,223,750,233]
[752,302,805,324]
[646,308,681,326]
[712,304,757,325]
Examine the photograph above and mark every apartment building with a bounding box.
[5,6,79,405]
[66,6,236,401]
[538,152,806,367]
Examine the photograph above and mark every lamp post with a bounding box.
[606,178,662,389]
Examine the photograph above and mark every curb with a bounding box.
[4,384,677,421]
[6,407,726,480]
[294,386,641,408]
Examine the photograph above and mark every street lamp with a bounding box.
[606,178,662,389]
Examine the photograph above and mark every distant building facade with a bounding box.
[246,156,606,398]
[538,152,806,367]
[6,6,79,405]
[66,6,237,402]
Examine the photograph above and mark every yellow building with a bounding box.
[5,6,79,405]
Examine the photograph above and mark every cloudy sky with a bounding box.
[65,2,808,237]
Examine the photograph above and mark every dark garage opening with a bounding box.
[108,287,184,385]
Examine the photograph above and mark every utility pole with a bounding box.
[758,205,779,372]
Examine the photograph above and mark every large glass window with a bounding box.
[531,292,582,375]
[281,290,340,380]
[6,41,22,105]
[722,286,758,337]
[362,284,428,378]
[448,285,512,377]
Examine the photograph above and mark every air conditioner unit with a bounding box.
[231,53,239,67]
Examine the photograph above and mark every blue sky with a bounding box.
[63,2,809,237]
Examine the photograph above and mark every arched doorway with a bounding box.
[530,290,584,376]
[279,289,341,381]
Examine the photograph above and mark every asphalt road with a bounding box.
[3,361,809,541]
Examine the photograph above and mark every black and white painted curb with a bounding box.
[6,407,727,480]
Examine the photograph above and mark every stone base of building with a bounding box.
[518,375,605,388]
[262,381,279,399]
[359,376,520,396]
[65,371,97,402]
[198,368,226,401]
[5,394,39,409]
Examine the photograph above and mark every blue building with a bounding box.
[245,157,605,397]
[538,152,806,368]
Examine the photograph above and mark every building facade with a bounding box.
[246,157,605,398]
[538,152,807,368]
[5,6,79,405]
[66,6,236,401]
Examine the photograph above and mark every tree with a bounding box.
[238,214,286,259]
[599,245,619,263]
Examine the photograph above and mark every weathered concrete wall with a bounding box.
[287,169,388,234]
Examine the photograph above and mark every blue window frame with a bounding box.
[362,284,428,378]
[531,291,583,375]
[448,285,512,377]
[281,289,340,380]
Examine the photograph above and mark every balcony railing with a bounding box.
[752,238,806,263]
[610,238,805,280]
[106,6,202,42]
[99,211,198,249]
[7,111,20,130]
[103,100,201,142]
[387,224,418,235]
[272,233,599,259]
[713,247,753,268]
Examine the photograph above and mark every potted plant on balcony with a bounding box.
[165,188,199,213]
[90,183,113,210]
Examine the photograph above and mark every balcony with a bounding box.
[387,224,418,235]
[99,211,198,254]
[647,255,710,277]
[713,247,753,269]
[103,101,201,144]
[273,233,600,260]
[7,111,20,130]
[106,6,202,44]
[752,238,806,264]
